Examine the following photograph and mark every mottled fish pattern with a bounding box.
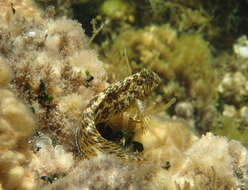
[75,69,160,160]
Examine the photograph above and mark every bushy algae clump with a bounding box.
[0,57,36,190]
[34,0,247,49]
[212,115,248,147]
[103,24,217,133]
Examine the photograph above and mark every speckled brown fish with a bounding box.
[75,69,160,160]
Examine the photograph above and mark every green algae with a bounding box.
[100,0,134,21]
[212,115,248,146]
[32,0,247,48]
[103,24,217,133]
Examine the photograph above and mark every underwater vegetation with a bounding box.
[103,24,217,134]
[211,37,248,147]
[0,57,36,190]
[33,0,248,47]
[212,114,248,147]
[1,0,248,189]
[31,0,248,49]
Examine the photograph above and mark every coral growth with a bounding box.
[134,116,198,166]
[0,0,108,155]
[0,57,36,190]
[0,0,108,186]
[30,136,74,177]
[40,131,248,190]
[133,117,248,189]
[41,153,157,190]
[175,133,248,189]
